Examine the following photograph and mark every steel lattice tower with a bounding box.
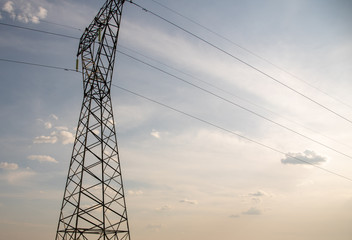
[55,1,130,239]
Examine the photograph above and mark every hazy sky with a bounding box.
[1,0,352,239]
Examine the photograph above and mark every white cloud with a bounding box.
[50,114,58,120]
[2,1,15,19]
[248,190,268,197]
[0,162,18,170]
[281,150,327,165]
[37,6,46,19]
[27,154,58,163]
[179,198,198,205]
[229,214,240,218]
[156,205,173,211]
[34,129,74,145]
[251,197,262,204]
[35,115,74,144]
[242,207,262,215]
[239,190,271,207]
[150,129,161,139]
[44,122,52,129]
[0,11,3,19]
[1,0,47,24]
[146,223,163,231]
[33,135,57,144]
[55,126,68,131]
[57,130,74,145]
[1,168,36,184]
[128,190,143,196]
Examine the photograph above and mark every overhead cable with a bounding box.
[4,18,350,148]
[2,19,352,126]
[0,22,79,40]
[1,56,351,182]
[127,1,352,125]
[0,58,79,72]
[148,0,352,111]
[118,45,352,150]
[113,84,352,183]
[117,49,352,160]
[1,18,351,157]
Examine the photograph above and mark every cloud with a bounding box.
[50,114,59,120]
[156,205,173,211]
[44,122,52,129]
[281,150,327,165]
[35,114,74,145]
[242,207,262,215]
[1,0,47,24]
[248,190,268,197]
[147,223,163,231]
[34,130,74,145]
[251,197,262,204]
[55,126,68,131]
[229,214,240,218]
[150,129,161,139]
[33,135,57,144]
[0,162,18,170]
[37,117,56,129]
[27,155,58,163]
[128,190,143,196]
[2,1,15,19]
[57,130,74,145]
[179,198,198,205]
[1,168,36,184]
[37,6,47,19]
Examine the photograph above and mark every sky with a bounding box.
[0,0,352,239]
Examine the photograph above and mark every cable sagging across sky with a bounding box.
[116,49,352,161]
[127,0,352,126]
[147,0,352,111]
[1,54,351,183]
[0,20,351,151]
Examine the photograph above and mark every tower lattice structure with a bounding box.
[55,1,130,239]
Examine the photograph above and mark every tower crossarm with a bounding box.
[77,0,125,57]
[77,0,125,99]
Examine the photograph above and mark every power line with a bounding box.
[40,19,83,31]
[2,19,352,128]
[0,22,79,40]
[1,55,351,182]
[118,45,352,150]
[2,35,351,154]
[0,58,79,72]
[3,18,350,150]
[127,1,352,125]
[9,1,352,114]
[147,0,352,111]
[1,19,351,158]
[112,84,352,183]
[117,49,352,160]
[3,49,352,158]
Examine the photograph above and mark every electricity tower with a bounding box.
[55,1,130,239]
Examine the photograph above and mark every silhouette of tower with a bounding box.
[55,1,130,239]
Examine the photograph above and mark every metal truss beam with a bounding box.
[55,1,130,240]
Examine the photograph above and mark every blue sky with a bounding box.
[1,0,352,239]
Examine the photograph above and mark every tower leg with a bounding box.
[55,1,130,239]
